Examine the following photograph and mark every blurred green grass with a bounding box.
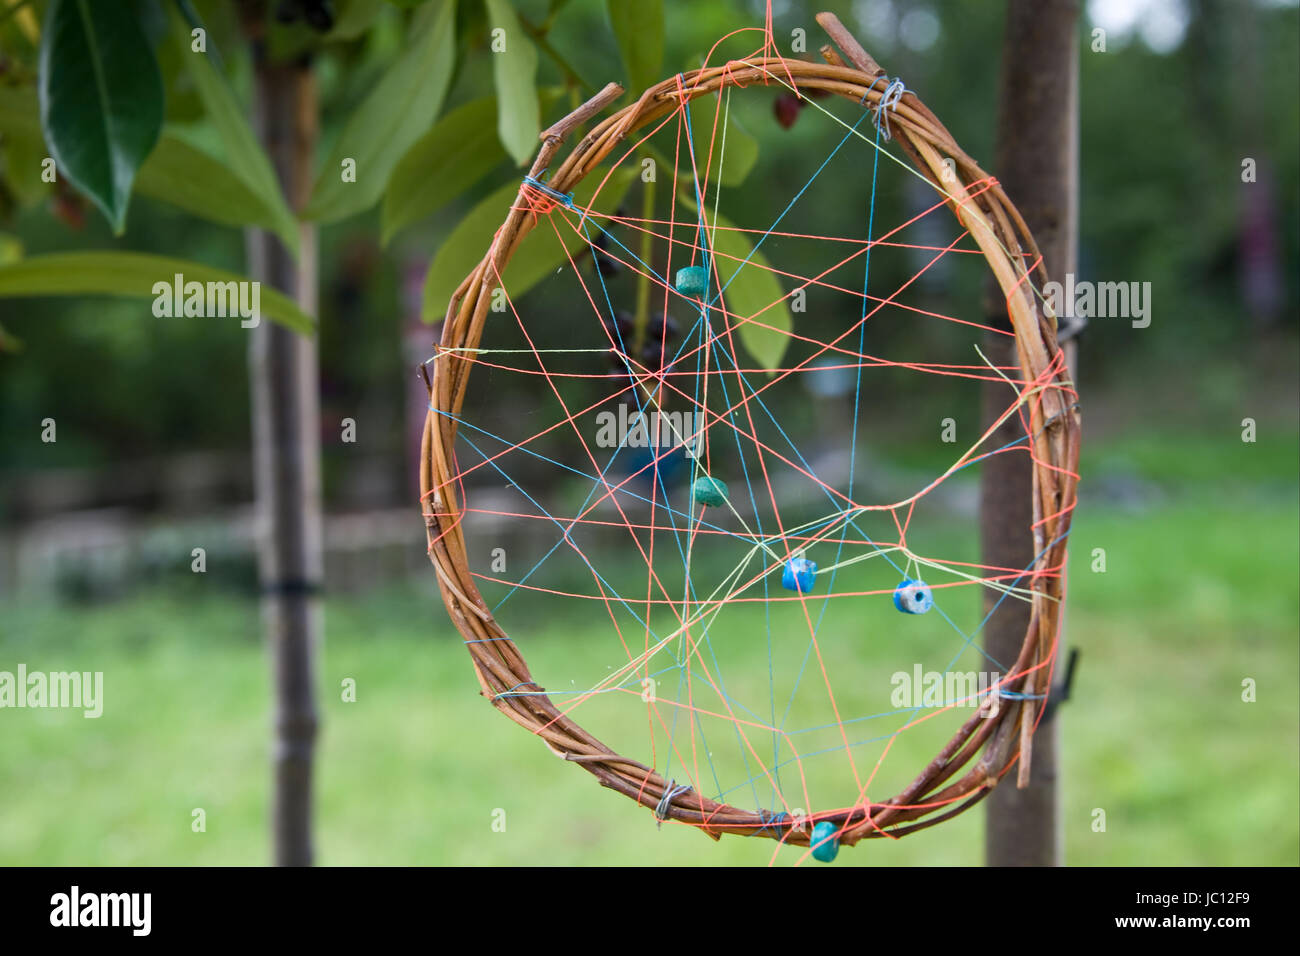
[1,425,1296,866]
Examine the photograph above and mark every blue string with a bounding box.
[521,174,574,207]
[751,809,788,838]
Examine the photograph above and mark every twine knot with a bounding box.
[860,73,907,140]
[520,173,574,221]
[654,780,692,828]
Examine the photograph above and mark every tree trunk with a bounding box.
[981,0,1079,867]
[247,54,322,867]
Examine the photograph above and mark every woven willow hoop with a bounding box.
[420,12,1081,848]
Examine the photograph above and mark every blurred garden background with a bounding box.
[0,0,1297,865]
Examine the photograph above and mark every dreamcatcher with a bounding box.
[420,10,1079,863]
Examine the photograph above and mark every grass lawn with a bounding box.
[1,428,1296,866]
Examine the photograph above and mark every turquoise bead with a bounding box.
[810,821,840,862]
[691,475,728,507]
[893,578,934,614]
[675,265,708,298]
[782,556,817,593]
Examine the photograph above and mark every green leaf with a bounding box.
[326,0,389,40]
[0,86,50,205]
[136,135,298,241]
[686,94,758,187]
[0,252,314,335]
[606,0,663,95]
[381,87,567,245]
[0,86,42,142]
[3,130,50,205]
[381,97,503,246]
[0,324,21,352]
[304,0,457,223]
[0,232,22,264]
[0,231,27,353]
[0,235,22,351]
[154,21,206,123]
[706,211,792,372]
[38,0,164,233]
[422,167,635,321]
[164,5,299,254]
[484,0,539,166]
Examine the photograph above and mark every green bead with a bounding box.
[675,265,708,298]
[810,821,839,862]
[691,475,728,508]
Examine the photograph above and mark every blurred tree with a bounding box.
[981,0,1079,868]
[241,0,325,868]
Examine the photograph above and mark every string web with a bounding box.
[423,20,1077,864]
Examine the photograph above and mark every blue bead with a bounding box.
[691,475,728,507]
[781,556,817,593]
[893,578,934,614]
[675,265,708,298]
[810,821,840,862]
